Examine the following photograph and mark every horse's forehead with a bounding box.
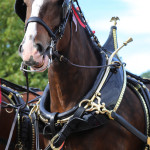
[31,0,45,16]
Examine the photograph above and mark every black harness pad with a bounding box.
[100,26,125,110]
[100,57,125,110]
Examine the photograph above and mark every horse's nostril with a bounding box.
[36,43,44,53]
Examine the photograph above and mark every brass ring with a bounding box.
[5,104,14,114]
[50,134,61,150]
[79,99,91,108]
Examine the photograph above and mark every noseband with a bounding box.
[25,17,57,40]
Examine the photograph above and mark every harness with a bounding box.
[13,0,150,150]
[29,68,150,150]
[0,78,41,150]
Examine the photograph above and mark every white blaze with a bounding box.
[21,0,50,72]
[25,0,44,42]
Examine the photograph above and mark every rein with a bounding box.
[20,49,124,72]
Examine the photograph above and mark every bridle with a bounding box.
[20,1,122,73]
[20,0,73,73]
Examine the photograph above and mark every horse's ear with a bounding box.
[14,0,26,22]
[62,0,71,19]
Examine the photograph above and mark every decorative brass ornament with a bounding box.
[110,16,120,26]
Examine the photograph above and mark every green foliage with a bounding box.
[141,70,150,79]
[0,0,48,90]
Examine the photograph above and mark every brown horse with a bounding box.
[15,0,150,149]
[0,80,48,150]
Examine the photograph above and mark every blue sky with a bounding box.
[77,0,150,75]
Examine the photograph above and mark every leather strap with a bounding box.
[0,78,41,96]
[5,107,21,150]
[31,112,40,150]
[111,111,147,143]
[53,107,85,148]
[50,112,59,137]
[127,77,150,117]
[26,17,56,40]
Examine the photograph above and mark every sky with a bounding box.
[77,0,150,75]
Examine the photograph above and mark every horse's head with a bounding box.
[15,0,72,72]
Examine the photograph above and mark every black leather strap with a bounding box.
[53,107,85,148]
[0,78,41,96]
[111,111,147,143]
[127,71,150,84]
[32,113,40,150]
[26,17,56,40]
[127,77,150,117]
[5,107,21,150]
[49,112,59,136]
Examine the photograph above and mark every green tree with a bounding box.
[141,70,150,78]
[0,0,48,90]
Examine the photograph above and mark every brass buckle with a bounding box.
[50,134,62,150]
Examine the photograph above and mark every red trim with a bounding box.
[59,142,65,150]
[72,6,86,28]
[0,79,1,104]
[92,31,95,34]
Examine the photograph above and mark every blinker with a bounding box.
[15,0,26,22]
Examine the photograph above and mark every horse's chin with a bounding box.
[30,55,49,72]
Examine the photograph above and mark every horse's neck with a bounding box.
[49,20,99,113]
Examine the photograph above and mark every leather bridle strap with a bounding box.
[25,17,56,40]
[21,65,29,109]
[25,1,72,42]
